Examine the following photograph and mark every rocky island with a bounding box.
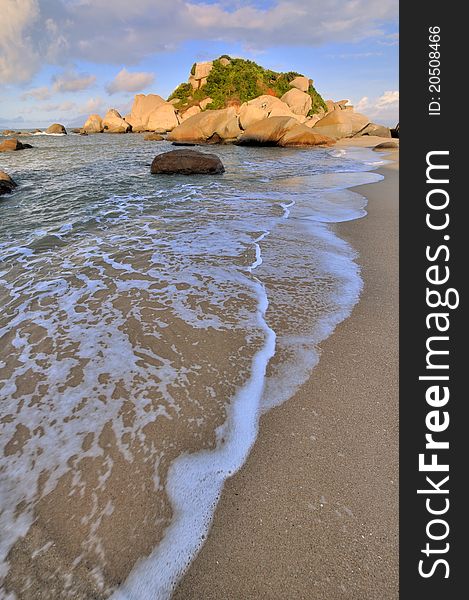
[75,56,394,146]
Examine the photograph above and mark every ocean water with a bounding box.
[0,133,384,598]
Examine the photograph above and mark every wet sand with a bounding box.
[174,139,399,599]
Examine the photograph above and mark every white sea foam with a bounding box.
[32,131,67,136]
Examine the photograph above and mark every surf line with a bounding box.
[280,200,295,219]
[112,230,277,600]
[246,230,270,273]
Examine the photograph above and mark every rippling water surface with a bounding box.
[0,133,384,599]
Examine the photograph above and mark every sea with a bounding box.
[0,131,385,599]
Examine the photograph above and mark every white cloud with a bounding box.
[375,90,399,108]
[355,90,399,125]
[52,70,96,93]
[79,97,106,114]
[39,100,76,112]
[1,0,398,84]
[355,96,370,112]
[0,0,41,83]
[106,68,155,95]
[21,85,52,101]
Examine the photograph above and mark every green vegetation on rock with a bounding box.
[168,57,327,115]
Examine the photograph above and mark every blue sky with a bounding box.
[0,0,399,127]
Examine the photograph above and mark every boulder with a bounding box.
[0,138,33,152]
[146,103,180,132]
[219,57,231,67]
[391,123,399,138]
[279,124,334,147]
[280,88,312,116]
[82,114,104,133]
[239,104,267,130]
[125,94,167,130]
[103,109,131,133]
[46,123,67,134]
[242,95,284,114]
[199,98,213,110]
[144,133,164,141]
[304,115,322,128]
[373,141,399,151]
[238,116,299,145]
[188,75,200,91]
[309,109,370,139]
[188,61,213,90]
[181,105,201,121]
[2,130,15,136]
[213,116,242,141]
[150,150,224,175]
[237,116,333,147]
[312,110,353,139]
[239,95,300,122]
[289,76,310,93]
[348,112,370,136]
[355,123,391,138]
[0,171,17,196]
[167,107,240,143]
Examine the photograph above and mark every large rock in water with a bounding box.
[125,94,179,132]
[46,123,67,134]
[82,114,104,133]
[280,88,312,116]
[237,116,334,147]
[151,150,225,175]
[0,171,17,195]
[167,108,241,143]
[103,109,131,133]
[0,138,33,152]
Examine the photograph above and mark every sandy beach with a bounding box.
[174,138,399,599]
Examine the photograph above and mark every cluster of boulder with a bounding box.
[77,69,391,147]
[1,124,67,137]
[75,58,393,146]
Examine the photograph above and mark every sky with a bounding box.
[0,0,399,128]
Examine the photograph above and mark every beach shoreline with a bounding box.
[174,139,399,599]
